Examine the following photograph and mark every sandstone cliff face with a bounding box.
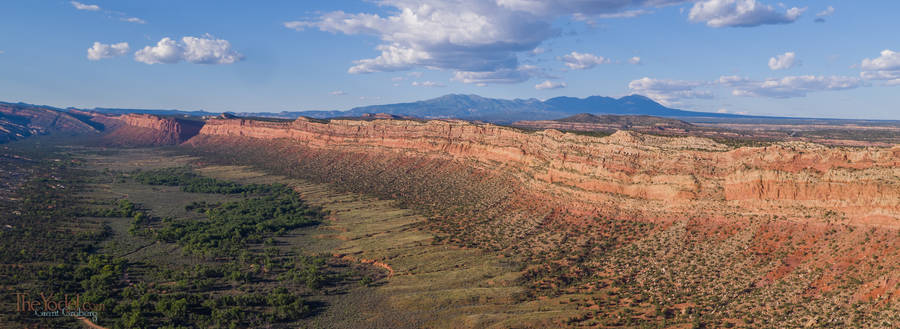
[101,113,204,146]
[191,117,900,226]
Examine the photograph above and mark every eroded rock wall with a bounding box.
[101,113,204,146]
[190,117,900,226]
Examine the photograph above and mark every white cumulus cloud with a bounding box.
[87,42,129,61]
[134,38,183,64]
[534,80,567,90]
[689,0,805,28]
[347,44,432,74]
[70,1,99,11]
[181,36,244,64]
[284,0,695,85]
[768,52,797,70]
[329,90,347,96]
[721,75,863,98]
[285,2,553,78]
[559,51,610,70]
[628,56,642,65]
[628,77,713,105]
[861,49,900,72]
[452,65,545,84]
[859,49,900,85]
[134,36,244,65]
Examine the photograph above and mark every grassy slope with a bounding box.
[77,148,580,328]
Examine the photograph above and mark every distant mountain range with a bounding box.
[88,107,216,117]
[290,94,746,123]
[80,94,748,123]
[16,94,898,125]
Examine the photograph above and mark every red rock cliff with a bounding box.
[190,117,900,226]
[102,113,204,146]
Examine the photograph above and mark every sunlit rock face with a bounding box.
[190,116,900,225]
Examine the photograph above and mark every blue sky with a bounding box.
[1,0,898,119]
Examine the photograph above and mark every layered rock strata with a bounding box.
[190,117,900,226]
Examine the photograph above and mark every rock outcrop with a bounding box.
[189,117,900,226]
[100,113,204,146]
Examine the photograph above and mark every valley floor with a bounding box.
[6,138,900,328]
[91,147,579,328]
[1,143,582,328]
